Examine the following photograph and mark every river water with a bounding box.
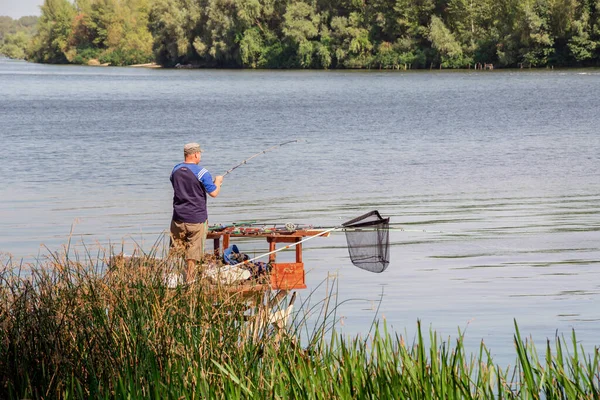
[1,58,599,365]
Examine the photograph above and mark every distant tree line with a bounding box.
[25,0,154,65]
[5,0,600,68]
[0,16,38,60]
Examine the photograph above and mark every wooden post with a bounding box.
[223,234,230,251]
[295,238,302,263]
[213,237,220,255]
[269,239,276,263]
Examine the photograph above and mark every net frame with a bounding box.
[342,210,390,273]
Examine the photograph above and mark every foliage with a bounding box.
[0,15,38,42]
[0,16,38,59]
[26,0,154,65]
[0,31,29,59]
[1,245,600,398]
[14,0,600,67]
[27,0,77,63]
[429,15,468,68]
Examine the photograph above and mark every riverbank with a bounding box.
[85,58,161,68]
[129,62,161,68]
[11,56,600,71]
[1,247,599,398]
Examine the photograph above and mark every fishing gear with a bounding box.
[232,210,391,273]
[208,221,257,232]
[342,210,390,273]
[223,139,301,177]
[227,221,458,235]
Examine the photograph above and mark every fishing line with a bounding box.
[222,139,302,177]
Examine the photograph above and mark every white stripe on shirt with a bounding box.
[197,168,208,180]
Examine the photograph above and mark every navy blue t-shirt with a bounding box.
[170,163,217,224]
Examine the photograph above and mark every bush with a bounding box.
[0,43,25,59]
[70,47,101,65]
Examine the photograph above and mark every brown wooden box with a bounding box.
[270,262,306,290]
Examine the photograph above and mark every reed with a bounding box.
[1,244,599,399]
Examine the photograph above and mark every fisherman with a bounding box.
[170,142,223,283]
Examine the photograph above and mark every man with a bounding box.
[170,142,223,283]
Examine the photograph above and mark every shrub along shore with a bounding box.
[1,245,599,399]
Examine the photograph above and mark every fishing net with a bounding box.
[342,210,390,273]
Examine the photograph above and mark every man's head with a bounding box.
[184,142,202,164]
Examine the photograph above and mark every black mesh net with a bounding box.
[342,210,390,273]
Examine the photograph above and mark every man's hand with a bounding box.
[209,175,223,198]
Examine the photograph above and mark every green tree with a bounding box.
[374,41,398,68]
[446,0,488,65]
[239,26,265,67]
[330,12,374,67]
[559,0,598,64]
[0,31,29,59]
[149,0,201,66]
[236,0,295,68]
[519,0,555,66]
[390,0,436,67]
[0,16,13,42]
[28,0,77,63]
[568,11,597,63]
[198,0,243,65]
[18,15,40,32]
[428,15,467,67]
[282,1,321,67]
[394,0,436,42]
[0,16,38,59]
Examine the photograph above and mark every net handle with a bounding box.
[230,226,340,269]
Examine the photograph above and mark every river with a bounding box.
[1,58,599,365]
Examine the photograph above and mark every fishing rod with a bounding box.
[223,139,302,177]
[208,221,257,232]
[222,221,460,235]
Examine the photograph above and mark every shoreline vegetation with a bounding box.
[1,243,599,398]
[2,0,600,70]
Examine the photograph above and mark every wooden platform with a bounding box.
[207,229,330,290]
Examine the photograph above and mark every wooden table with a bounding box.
[206,229,330,290]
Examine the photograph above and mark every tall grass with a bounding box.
[1,244,599,399]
